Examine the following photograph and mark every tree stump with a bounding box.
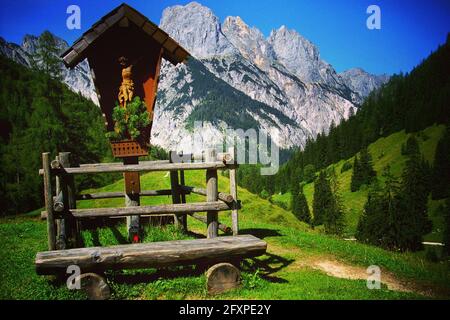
[206,263,240,294]
[79,273,111,300]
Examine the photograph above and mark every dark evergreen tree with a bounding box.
[356,167,399,249]
[34,31,61,80]
[350,155,361,192]
[443,197,450,256]
[359,147,376,185]
[351,148,376,192]
[340,161,352,173]
[292,182,311,224]
[395,149,432,251]
[303,164,316,183]
[432,125,450,199]
[313,170,333,226]
[402,135,420,156]
[325,169,345,235]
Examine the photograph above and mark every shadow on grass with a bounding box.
[110,226,128,244]
[239,228,282,239]
[108,266,203,285]
[186,230,206,239]
[90,229,101,247]
[242,252,293,284]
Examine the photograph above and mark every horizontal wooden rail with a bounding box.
[78,160,169,167]
[189,213,231,233]
[35,235,267,275]
[180,185,234,203]
[39,161,229,175]
[42,201,230,219]
[77,189,174,200]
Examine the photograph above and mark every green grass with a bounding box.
[271,125,447,238]
[1,126,449,299]
[2,213,447,300]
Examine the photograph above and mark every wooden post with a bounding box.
[206,263,241,294]
[230,165,239,236]
[169,151,186,230]
[123,157,140,242]
[170,170,181,226]
[79,273,111,300]
[206,149,218,238]
[179,170,187,231]
[42,152,56,250]
[54,156,66,250]
[59,152,78,247]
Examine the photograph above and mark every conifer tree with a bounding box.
[443,197,450,256]
[395,148,432,250]
[292,182,311,224]
[325,168,345,235]
[402,135,420,156]
[351,147,376,192]
[359,147,376,185]
[432,125,450,199]
[34,31,61,80]
[356,166,399,249]
[313,170,332,226]
[303,164,316,183]
[350,155,361,192]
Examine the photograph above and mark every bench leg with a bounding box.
[206,262,241,295]
[79,273,111,300]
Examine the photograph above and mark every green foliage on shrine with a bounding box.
[106,96,151,141]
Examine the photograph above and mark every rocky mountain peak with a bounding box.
[222,15,275,68]
[21,33,69,56]
[268,25,327,83]
[160,1,236,59]
[339,68,389,98]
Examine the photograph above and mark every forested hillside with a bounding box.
[0,54,112,215]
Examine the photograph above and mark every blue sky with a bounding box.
[0,0,449,75]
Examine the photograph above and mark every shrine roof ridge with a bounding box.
[61,3,190,68]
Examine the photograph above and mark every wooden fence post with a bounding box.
[54,156,66,250]
[59,152,79,247]
[42,152,56,250]
[206,149,218,238]
[123,157,140,242]
[229,165,239,236]
[169,151,186,230]
[179,169,187,231]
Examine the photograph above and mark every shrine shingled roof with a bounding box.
[60,3,190,68]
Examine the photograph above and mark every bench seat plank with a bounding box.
[35,235,267,275]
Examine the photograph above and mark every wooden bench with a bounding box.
[35,235,267,275]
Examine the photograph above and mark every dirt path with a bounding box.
[187,225,437,298]
[266,242,434,297]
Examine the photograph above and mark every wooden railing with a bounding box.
[40,149,239,251]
